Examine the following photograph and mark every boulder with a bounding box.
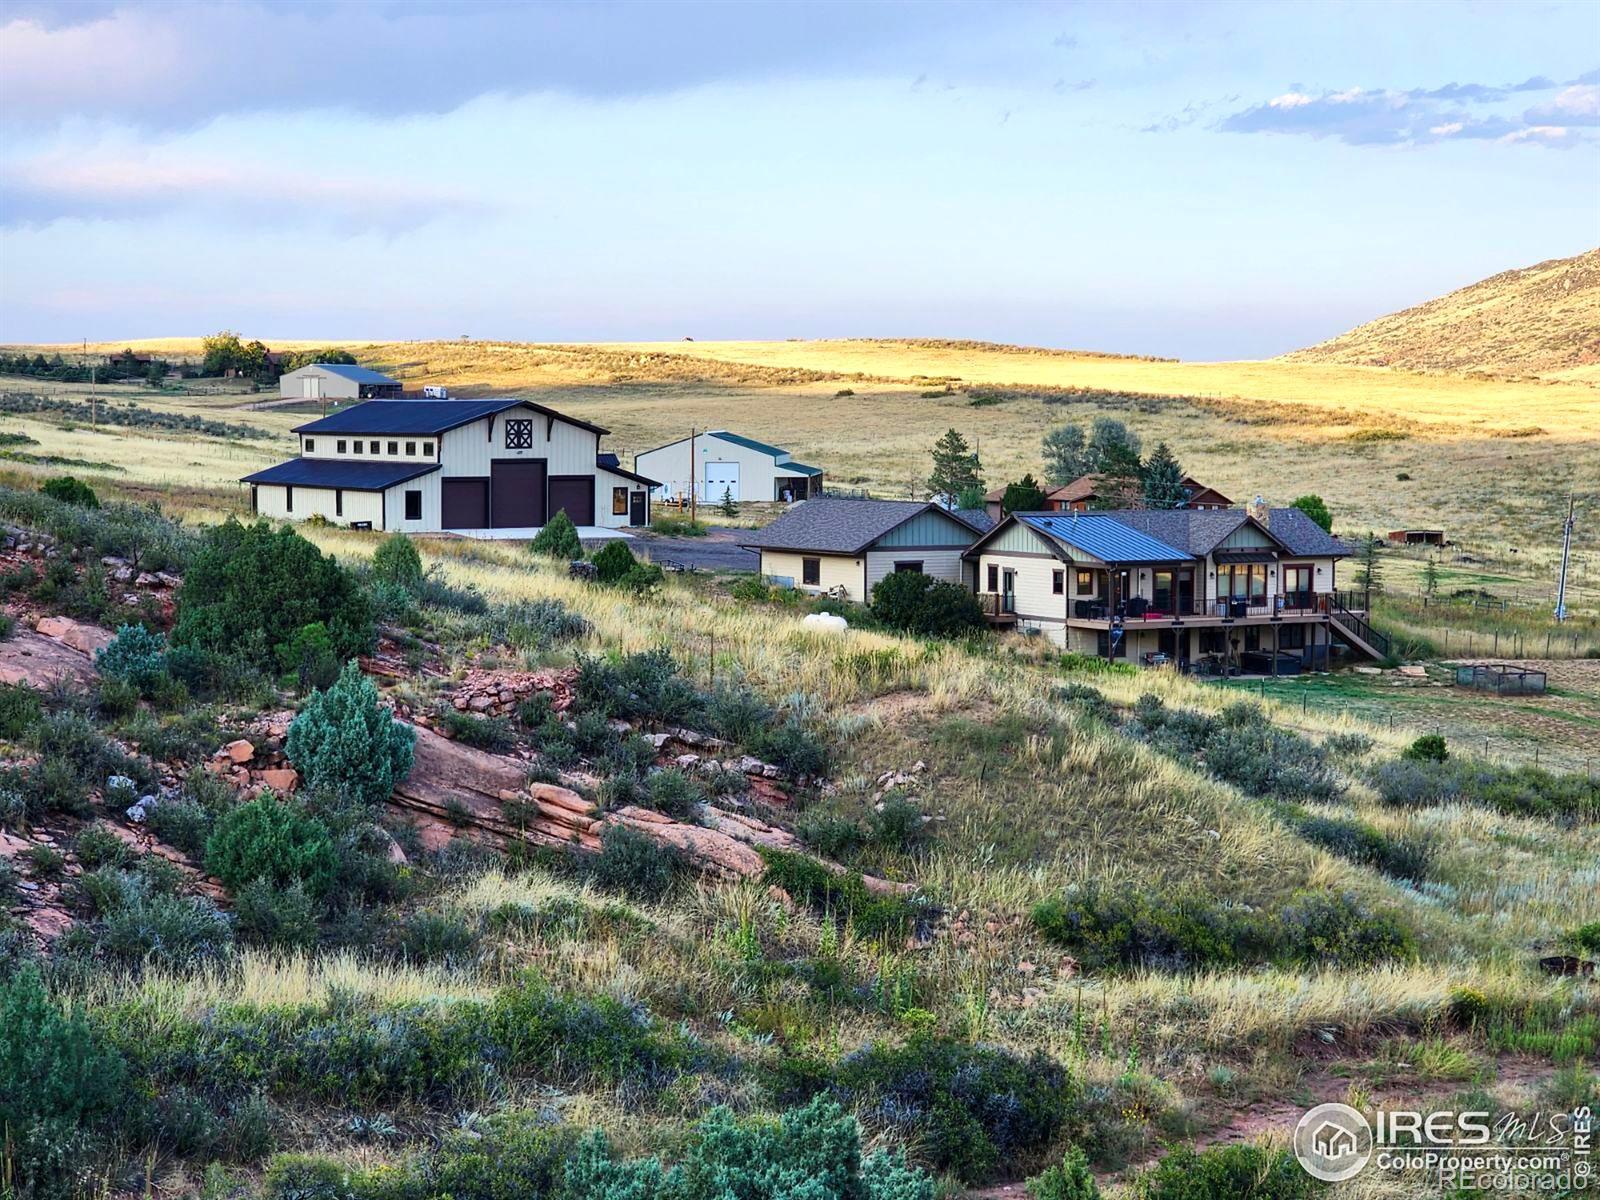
[259,768,299,792]
[223,739,255,764]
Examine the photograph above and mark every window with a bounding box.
[250,485,257,513]
[802,557,821,586]
[893,561,923,574]
[422,441,434,456]
[1052,569,1064,595]
[352,441,363,454]
[285,485,294,512]
[337,440,347,454]
[505,419,533,449]
[406,441,416,457]
[613,487,628,516]
[405,490,422,521]
[1279,624,1307,649]
[335,489,343,517]
[387,441,398,456]
[368,441,379,455]
[1076,569,1096,596]
[1095,631,1128,659]
[986,563,999,591]
[305,438,315,452]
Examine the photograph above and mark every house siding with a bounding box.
[865,549,966,597]
[382,471,442,534]
[873,509,977,548]
[254,484,384,527]
[760,550,864,601]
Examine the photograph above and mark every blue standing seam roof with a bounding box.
[1019,512,1192,563]
[304,363,399,385]
[292,399,524,436]
[241,459,441,490]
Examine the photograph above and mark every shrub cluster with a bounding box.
[869,570,985,638]
[0,484,195,573]
[173,518,373,672]
[39,474,99,508]
[1370,756,1598,822]
[1032,880,1415,972]
[206,793,341,898]
[1133,1144,1318,1199]
[760,850,924,942]
[285,662,416,807]
[1291,812,1432,882]
[832,1036,1073,1182]
[1132,697,1343,803]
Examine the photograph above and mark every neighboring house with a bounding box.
[634,430,824,503]
[279,362,403,401]
[984,474,1231,521]
[242,399,656,533]
[964,505,1384,670]
[740,497,985,603]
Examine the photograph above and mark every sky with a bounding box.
[0,0,1596,359]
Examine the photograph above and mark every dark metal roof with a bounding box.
[739,497,979,555]
[777,461,824,477]
[599,459,659,487]
[297,363,399,385]
[291,398,609,438]
[241,458,440,491]
[597,452,620,468]
[711,430,790,458]
[1017,513,1192,564]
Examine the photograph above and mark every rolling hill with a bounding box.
[1286,247,1600,381]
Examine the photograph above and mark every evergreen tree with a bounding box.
[719,487,739,518]
[1084,418,1143,508]
[1291,494,1333,532]
[1140,442,1188,509]
[285,661,416,808]
[927,428,983,502]
[1355,533,1384,603]
[1422,556,1439,597]
[1041,423,1088,487]
[1001,472,1048,515]
[529,509,583,559]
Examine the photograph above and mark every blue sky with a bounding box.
[1,0,1596,358]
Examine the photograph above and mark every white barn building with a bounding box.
[278,362,403,401]
[243,399,656,533]
[634,430,824,504]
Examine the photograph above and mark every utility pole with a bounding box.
[689,426,697,525]
[1554,492,1576,622]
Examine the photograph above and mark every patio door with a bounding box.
[1283,564,1314,610]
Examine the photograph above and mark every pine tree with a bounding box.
[1355,533,1384,604]
[719,487,738,518]
[927,428,983,502]
[1423,556,1439,597]
[1140,442,1188,509]
[1001,472,1047,515]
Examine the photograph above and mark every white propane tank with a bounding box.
[801,612,849,635]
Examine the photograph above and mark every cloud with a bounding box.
[0,0,995,130]
[1526,84,1600,126]
[1207,75,1586,148]
[0,150,485,231]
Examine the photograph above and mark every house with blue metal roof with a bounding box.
[279,362,402,401]
[963,503,1377,672]
[633,430,824,504]
[242,398,657,535]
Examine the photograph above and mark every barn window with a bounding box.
[335,490,343,517]
[612,487,628,515]
[505,419,534,449]
[368,441,379,455]
[405,490,422,521]
[387,441,398,456]
[802,557,821,586]
[405,441,416,456]
[1052,569,1064,594]
[285,486,294,512]
[337,440,346,454]
[422,442,434,456]
[305,438,315,452]
[352,441,362,454]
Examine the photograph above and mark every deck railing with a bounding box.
[1069,592,1344,622]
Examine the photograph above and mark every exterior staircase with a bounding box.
[1327,594,1391,661]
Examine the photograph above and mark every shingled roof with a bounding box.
[739,497,983,555]
[1103,508,1350,557]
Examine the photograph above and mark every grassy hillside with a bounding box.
[1285,247,1600,382]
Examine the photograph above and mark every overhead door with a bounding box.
[548,475,595,526]
[704,461,739,503]
[491,459,546,528]
[441,478,488,529]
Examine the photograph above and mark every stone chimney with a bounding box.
[1247,495,1269,527]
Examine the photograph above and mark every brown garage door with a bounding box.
[491,459,546,528]
[547,475,595,526]
[441,478,488,529]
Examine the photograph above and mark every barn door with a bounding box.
[704,461,739,503]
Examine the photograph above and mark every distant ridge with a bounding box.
[1285,248,1600,382]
